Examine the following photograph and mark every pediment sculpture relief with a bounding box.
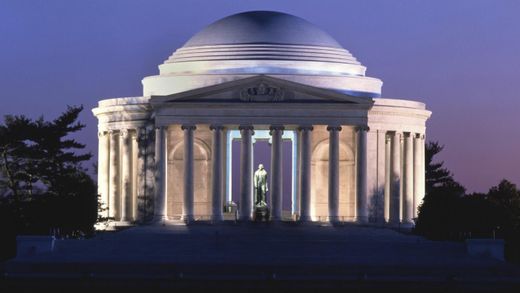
[240,82,285,102]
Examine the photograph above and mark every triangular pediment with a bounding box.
[150,75,373,105]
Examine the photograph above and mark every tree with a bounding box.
[487,180,520,233]
[0,115,39,200]
[0,106,91,195]
[0,105,97,239]
[414,141,520,262]
[425,141,456,195]
[415,141,466,239]
[415,180,466,239]
[488,180,520,209]
[485,179,520,262]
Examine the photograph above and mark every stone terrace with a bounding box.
[2,223,520,291]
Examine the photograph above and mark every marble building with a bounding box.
[92,11,431,226]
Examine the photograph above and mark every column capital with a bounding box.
[210,124,225,131]
[387,130,402,138]
[145,124,155,132]
[297,125,314,132]
[181,124,196,131]
[403,132,413,138]
[120,129,132,137]
[238,125,254,131]
[327,125,342,132]
[269,125,284,135]
[269,125,285,131]
[108,129,118,135]
[98,131,108,138]
[136,127,147,142]
[355,125,370,132]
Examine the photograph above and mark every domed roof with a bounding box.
[184,11,342,48]
[162,11,363,72]
[144,11,383,98]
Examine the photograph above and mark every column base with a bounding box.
[298,215,312,222]
[388,218,400,226]
[120,217,135,223]
[270,214,282,221]
[152,215,168,225]
[329,216,341,223]
[182,215,194,223]
[239,209,252,221]
[98,220,135,231]
[238,216,252,222]
[400,220,415,229]
[386,220,414,229]
[115,220,133,226]
[356,216,369,224]
[211,215,224,223]
[94,222,113,231]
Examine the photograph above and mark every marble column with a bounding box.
[384,135,391,222]
[153,126,167,222]
[120,129,133,222]
[182,125,196,222]
[418,134,426,217]
[210,125,224,222]
[135,128,147,222]
[356,126,369,223]
[239,125,254,221]
[221,129,227,208]
[295,130,302,218]
[270,125,284,221]
[402,132,414,226]
[131,133,138,221]
[389,131,401,224]
[327,125,341,222]
[97,131,110,219]
[413,133,421,219]
[298,126,313,222]
[108,130,120,220]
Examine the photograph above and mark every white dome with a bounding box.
[142,11,382,97]
[183,11,342,48]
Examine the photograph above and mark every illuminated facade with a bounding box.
[93,11,431,227]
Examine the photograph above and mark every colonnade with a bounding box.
[151,124,369,223]
[386,131,425,225]
[98,125,425,226]
[98,129,147,222]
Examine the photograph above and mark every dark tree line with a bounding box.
[0,106,98,260]
[415,142,520,262]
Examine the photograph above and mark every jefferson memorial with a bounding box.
[93,11,431,227]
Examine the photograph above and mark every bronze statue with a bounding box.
[253,164,268,207]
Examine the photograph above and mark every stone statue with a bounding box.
[253,164,268,207]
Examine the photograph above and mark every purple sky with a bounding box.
[1,0,519,193]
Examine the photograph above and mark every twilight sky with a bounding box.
[1,0,519,193]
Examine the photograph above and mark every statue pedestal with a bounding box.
[254,206,270,222]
